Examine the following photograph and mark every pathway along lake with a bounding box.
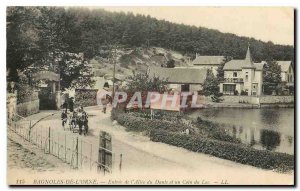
[188,108,294,155]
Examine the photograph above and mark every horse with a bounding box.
[69,112,78,132]
[77,112,88,135]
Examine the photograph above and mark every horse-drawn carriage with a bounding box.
[67,111,89,136]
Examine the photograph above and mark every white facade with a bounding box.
[281,64,294,85]
[220,46,263,96]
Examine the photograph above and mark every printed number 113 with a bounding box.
[16,179,25,185]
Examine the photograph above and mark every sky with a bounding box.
[100,7,294,46]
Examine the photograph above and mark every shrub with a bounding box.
[150,129,294,172]
[119,54,132,68]
[74,89,97,107]
[112,110,189,133]
[195,117,240,143]
[127,109,183,122]
[241,90,248,96]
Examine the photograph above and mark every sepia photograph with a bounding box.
[5,5,295,186]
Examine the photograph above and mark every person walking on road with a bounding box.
[61,109,68,130]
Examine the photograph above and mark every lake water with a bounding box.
[188,108,294,155]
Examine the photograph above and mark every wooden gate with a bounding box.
[98,131,113,174]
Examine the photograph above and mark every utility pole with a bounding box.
[111,46,116,103]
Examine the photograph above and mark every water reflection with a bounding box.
[260,129,281,151]
[188,108,294,155]
[260,109,280,127]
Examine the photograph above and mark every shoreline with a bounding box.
[203,103,294,109]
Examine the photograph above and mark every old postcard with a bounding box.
[6,6,295,185]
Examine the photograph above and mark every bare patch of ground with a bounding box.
[7,138,55,171]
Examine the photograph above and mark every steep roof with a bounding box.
[223,45,256,70]
[148,67,207,84]
[224,61,264,71]
[223,60,245,70]
[191,56,225,65]
[277,61,292,72]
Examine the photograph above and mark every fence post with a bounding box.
[51,129,53,154]
[58,132,60,158]
[90,144,92,171]
[48,127,51,153]
[65,133,67,162]
[36,129,38,144]
[28,120,32,141]
[41,128,43,148]
[76,137,79,169]
[81,139,83,167]
[119,154,122,172]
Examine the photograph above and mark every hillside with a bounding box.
[63,8,294,62]
[90,47,191,80]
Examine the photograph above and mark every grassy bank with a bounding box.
[150,129,294,172]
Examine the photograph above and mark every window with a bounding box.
[223,84,236,95]
[233,72,237,77]
[245,75,248,82]
[181,84,190,91]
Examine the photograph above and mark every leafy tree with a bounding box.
[6,7,40,82]
[36,7,68,65]
[217,56,232,82]
[203,69,222,102]
[263,59,282,95]
[59,53,95,90]
[7,7,95,91]
[126,72,167,93]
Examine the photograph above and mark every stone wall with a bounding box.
[222,96,259,104]
[16,90,39,117]
[203,95,294,106]
[7,93,17,122]
[259,96,294,104]
[16,99,40,117]
[203,95,259,104]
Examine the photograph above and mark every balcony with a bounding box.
[224,78,244,83]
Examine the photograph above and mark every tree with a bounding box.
[217,56,232,82]
[36,7,68,67]
[59,53,95,90]
[202,69,222,102]
[125,72,167,93]
[7,7,95,91]
[263,59,282,95]
[166,59,175,68]
[6,7,40,82]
